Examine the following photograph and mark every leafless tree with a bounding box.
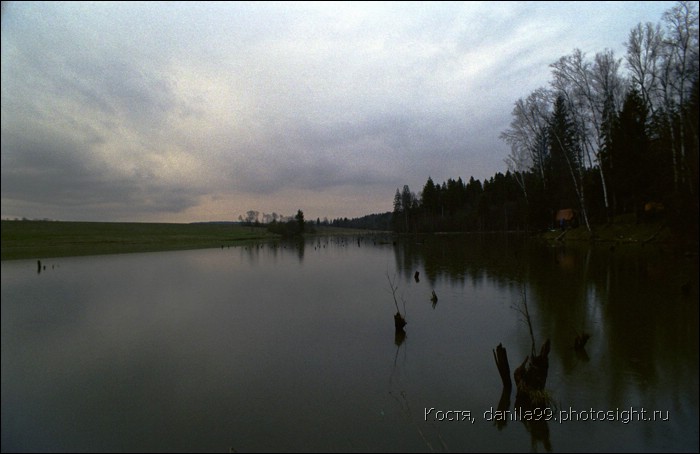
[661,1,699,193]
[626,22,665,114]
[626,2,699,195]
[550,49,626,221]
[500,87,553,199]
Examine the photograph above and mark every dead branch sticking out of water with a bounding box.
[386,272,407,330]
[505,283,553,409]
[493,343,512,391]
[511,284,536,357]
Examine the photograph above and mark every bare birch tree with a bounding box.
[661,1,699,194]
[626,22,666,114]
[500,88,552,195]
[550,49,626,221]
[626,2,699,195]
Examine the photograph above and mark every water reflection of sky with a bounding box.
[2,236,698,452]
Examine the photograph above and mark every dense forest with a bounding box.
[392,2,698,236]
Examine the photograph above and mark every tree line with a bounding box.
[238,208,393,232]
[393,1,698,234]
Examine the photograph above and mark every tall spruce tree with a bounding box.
[549,94,591,230]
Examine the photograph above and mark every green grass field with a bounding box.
[0,220,278,260]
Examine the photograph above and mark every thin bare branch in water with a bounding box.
[387,271,408,329]
[388,390,436,453]
[386,271,401,314]
[510,282,536,357]
[401,292,408,319]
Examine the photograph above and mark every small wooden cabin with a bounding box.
[555,208,576,229]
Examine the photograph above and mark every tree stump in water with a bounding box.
[394,312,407,330]
[493,343,512,391]
[394,327,406,346]
[514,339,551,409]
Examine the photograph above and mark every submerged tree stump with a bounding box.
[493,343,512,391]
[514,339,551,409]
[394,312,407,330]
[394,327,406,346]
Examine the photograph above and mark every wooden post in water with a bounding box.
[493,343,512,391]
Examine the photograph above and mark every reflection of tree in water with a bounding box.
[397,234,697,412]
[389,234,698,451]
[524,418,551,452]
[392,233,529,287]
[394,233,556,450]
[525,242,699,406]
[237,238,307,264]
[524,244,594,376]
[513,283,553,452]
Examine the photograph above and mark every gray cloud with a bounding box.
[1,1,676,221]
[0,129,204,220]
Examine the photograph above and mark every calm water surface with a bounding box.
[2,234,698,452]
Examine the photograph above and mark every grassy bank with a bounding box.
[0,220,278,260]
[537,214,700,255]
[540,218,672,243]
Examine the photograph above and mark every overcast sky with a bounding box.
[1,1,676,222]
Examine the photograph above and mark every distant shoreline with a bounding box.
[0,220,389,261]
[0,220,279,261]
[2,219,695,261]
